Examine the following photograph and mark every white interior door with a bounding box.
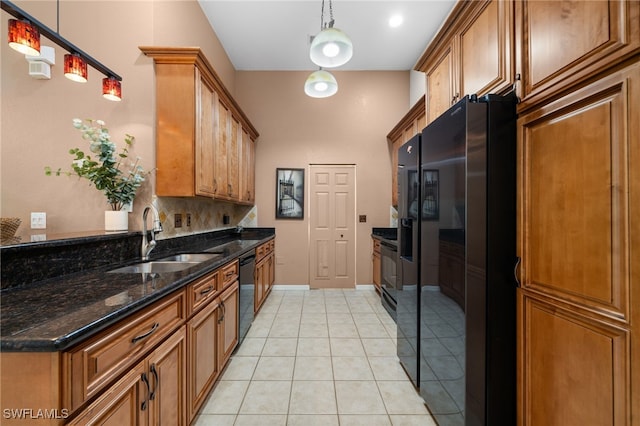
[309,165,356,289]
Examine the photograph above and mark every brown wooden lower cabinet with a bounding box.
[255,240,275,313]
[0,259,244,426]
[517,61,639,425]
[69,326,187,426]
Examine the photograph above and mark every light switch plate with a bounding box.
[31,212,46,229]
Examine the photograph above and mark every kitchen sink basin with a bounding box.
[109,261,198,274]
[109,253,221,274]
[157,253,222,262]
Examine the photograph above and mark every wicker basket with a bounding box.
[1,217,21,241]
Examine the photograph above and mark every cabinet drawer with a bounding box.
[220,260,239,289]
[188,270,219,314]
[65,290,186,410]
[256,240,274,261]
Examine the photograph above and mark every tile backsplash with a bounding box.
[156,197,254,239]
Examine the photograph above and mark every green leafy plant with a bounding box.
[45,118,146,211]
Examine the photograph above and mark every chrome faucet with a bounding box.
[142,205,163,260]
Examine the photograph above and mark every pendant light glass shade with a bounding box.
[102,77,122,101]
[8,19,40,56]
[310,26,353,68]
[304,70,338,98]
[64,53,88,83]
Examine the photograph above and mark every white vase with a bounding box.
[105,210,128,231]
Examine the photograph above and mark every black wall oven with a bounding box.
[380,240,397,321]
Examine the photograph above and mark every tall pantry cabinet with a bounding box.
[415,0,639,424]
[514,1,639,424]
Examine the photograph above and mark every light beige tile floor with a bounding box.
[194,288,437,426]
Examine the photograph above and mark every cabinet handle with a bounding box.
[131,322,159,344]
[141,372,151,411]
[200,285,214,295]
[218,301,226,324]
[149,364,159,401]
[225,271,234,279]
[451,93,459,105]
[514,257,521,287]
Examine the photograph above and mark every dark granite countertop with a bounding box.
[0,229,274,352]
[371,227,397,247]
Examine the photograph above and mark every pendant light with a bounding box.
[102,77,122,101]
[310,0,353,68]
[64,53,88,82]
[8,18,40,56]
[304,69,338,98]
[3,0,122,100]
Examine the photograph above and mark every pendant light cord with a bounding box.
[319,0,334,30]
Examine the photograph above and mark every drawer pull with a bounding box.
[149,364,159,401]
[200,285,214,295]
[225,271,234,279]
[131,322,160,344]
[141,372,151,411]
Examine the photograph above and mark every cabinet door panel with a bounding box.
[196,71,217,196]
[518,293,629,426]
[215,99,231,198]
[518,0,639,107]
[460,0,514,96]
[518,70,632,320]
[68,363,146,426]
[219,282,239,368]
[228,117,240,199]
[426,43,456,124]
[148,326,187,426]
[187,300,220,422]
[240,128,255,204]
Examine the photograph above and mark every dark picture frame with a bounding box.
[276,168,304,219]
[422,169,439,220]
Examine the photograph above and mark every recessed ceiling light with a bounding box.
[389,14,403,28]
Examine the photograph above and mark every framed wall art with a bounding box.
[276,168,304,219]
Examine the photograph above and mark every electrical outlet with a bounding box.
[186,213,191,227]
[30,212,46,229]
[174,213,182,228]
[359,215,367,223]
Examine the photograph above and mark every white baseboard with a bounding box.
[270,284,377,291]
[271,284,310,291]
[356,284,376,290]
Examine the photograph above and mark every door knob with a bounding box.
[341,234,344,238]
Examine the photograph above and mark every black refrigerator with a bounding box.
[396,133,421,387]
[397,93,517,426]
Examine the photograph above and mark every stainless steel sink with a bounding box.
[109,261,198,274]
[109,253,221,274]
[157,253,222,262]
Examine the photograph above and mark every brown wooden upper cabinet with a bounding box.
[387,96,425,207]
[416,0,515,124]
[515,0,640,112]
[139,47,259,205]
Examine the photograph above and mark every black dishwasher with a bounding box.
[238,250,256,345]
